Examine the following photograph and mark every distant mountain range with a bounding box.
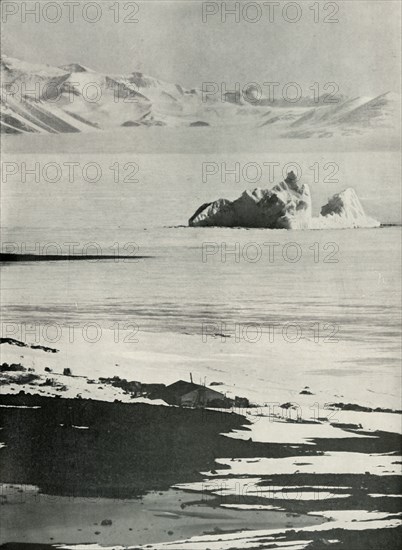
[1,55,400,138]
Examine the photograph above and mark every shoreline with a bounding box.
[1,392,401,548]
[0,484,323,547]
[2,127,400,155]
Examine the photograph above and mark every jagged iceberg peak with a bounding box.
[189,171,312,229]
[312,188,380,229]
[189,173,380,230]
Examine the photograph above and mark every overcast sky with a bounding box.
[2,0,401,96]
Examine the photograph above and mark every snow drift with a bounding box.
[189,173,380,229]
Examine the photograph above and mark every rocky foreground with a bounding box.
[1,335,401,548]
[1,391,401,549]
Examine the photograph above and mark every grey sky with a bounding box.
[2,0,401,96]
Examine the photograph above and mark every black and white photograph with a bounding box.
[0,1,401,548]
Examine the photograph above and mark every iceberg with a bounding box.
[189,173,380,230]
[189,172,312,229]
[311,188,381,229]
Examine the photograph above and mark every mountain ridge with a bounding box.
[1,55,399,139]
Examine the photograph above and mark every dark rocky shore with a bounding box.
[1,393,401,496]
[1,393,401,549]
[0,393,247,498]
[0,394,328,496]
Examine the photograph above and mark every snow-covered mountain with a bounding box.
[1,55,399,138]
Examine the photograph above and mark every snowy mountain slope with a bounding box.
[1,55,69,92]
[1,55,399,138]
